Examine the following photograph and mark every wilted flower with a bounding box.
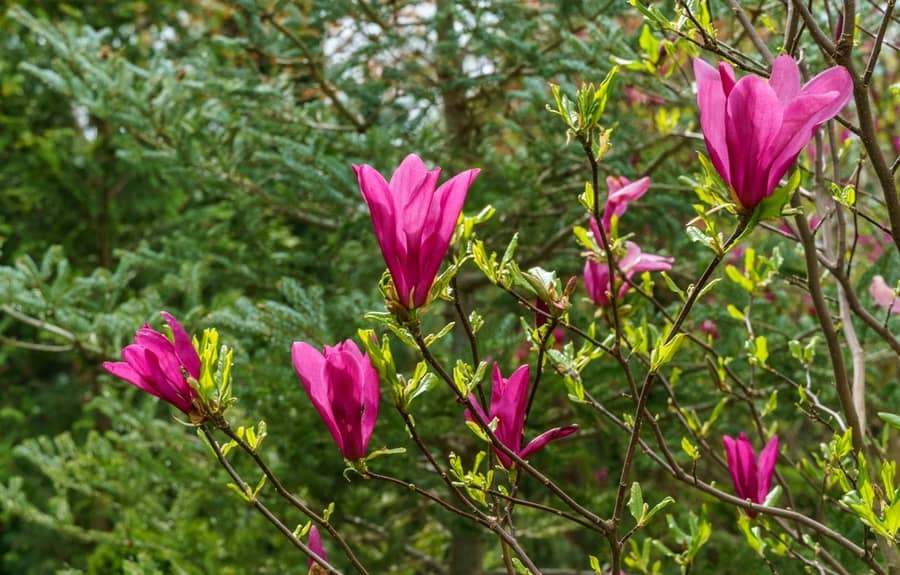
[723,433,779,516]
[602,175,651,233]
[870,275,900,314]
[103,311,201,417]
[694,55,852,210]
[307,526,327,574]
[292,339,380,461]
[355,153,480,309]
[584,220,674,306]
[466,363,577,469]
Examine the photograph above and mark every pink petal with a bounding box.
[764,65,852,194]
[355,164,410,303]
[359,352,381,455]
[292,342,344,456]
[307,526,327,569]
[602,176,650,232]
[756,435,779,503]
[583,258,611,306]
[103,360,159,398]
[763,92,845,196]
[725,76,783,208]
[870,275,900,314]
[723,434,760,503]
[768,56,801,104]
[412,168,479,307]
[694,58,731,184]
[325,346,367,460]
[718,61,736,95]
[489,364,529,456]
[389,154,434,206]
[134,328,186,390]
[723,435,744,499]
[125,346,194,413]
[160,311,201,379]
[519,424,578,460]
[605,175,630,193]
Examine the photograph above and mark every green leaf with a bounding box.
[650,333,685,371]
[643,496,675,525]
[628,482,645,522]
[726,304,744,321]
[878,412,900,431]
[726,265,754,292]
[681,437,700,461]
[761,389,778,417]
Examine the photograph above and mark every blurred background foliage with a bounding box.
[1,1,897,574]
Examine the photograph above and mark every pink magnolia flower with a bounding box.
[694,55,852,210]
[466,363,577,469]
[602,176,651,233]
[584,220,674,306]
[354,154,480,308]
[700,319,720,340]
[307,526,327,573]
[723,433,779,516]
[870,275,900,314]
[856,234,884,262]
[103,311,201,415]
[292,339,380,461]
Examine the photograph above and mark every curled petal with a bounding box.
[602,176,650,232]
[519,425,579,460]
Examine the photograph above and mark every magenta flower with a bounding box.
[870,275,900,315]
[584,220,674,306]
[466,363,577,469]
[103,311,201,415]
[700,319,720,340]
[354,154,480,309]
[694,55,852,210]
[602,175,650,233]
[723,433,779,516]
[292,339,380,461]
[306,526,327,572]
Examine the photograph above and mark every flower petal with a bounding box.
[307,526,327,569]
[325,346,367,460]
[489,363,529,456]
[389,154,434,205]
[103,360,159,397]
[412,168,479,307]
[520,424,578,460]
[584,258,611,306]
[359,352,381,455]
[725,75,783,208]
[768,56,801,104]
[602,176,650,232]
[764,66,852,195]
[723,433,759,503]
[870,275,900,314]
[694,58,732,185]
[756,435,779,503]
[355,163,410,302]
[160,311,201,379]
[292,341,344,456]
